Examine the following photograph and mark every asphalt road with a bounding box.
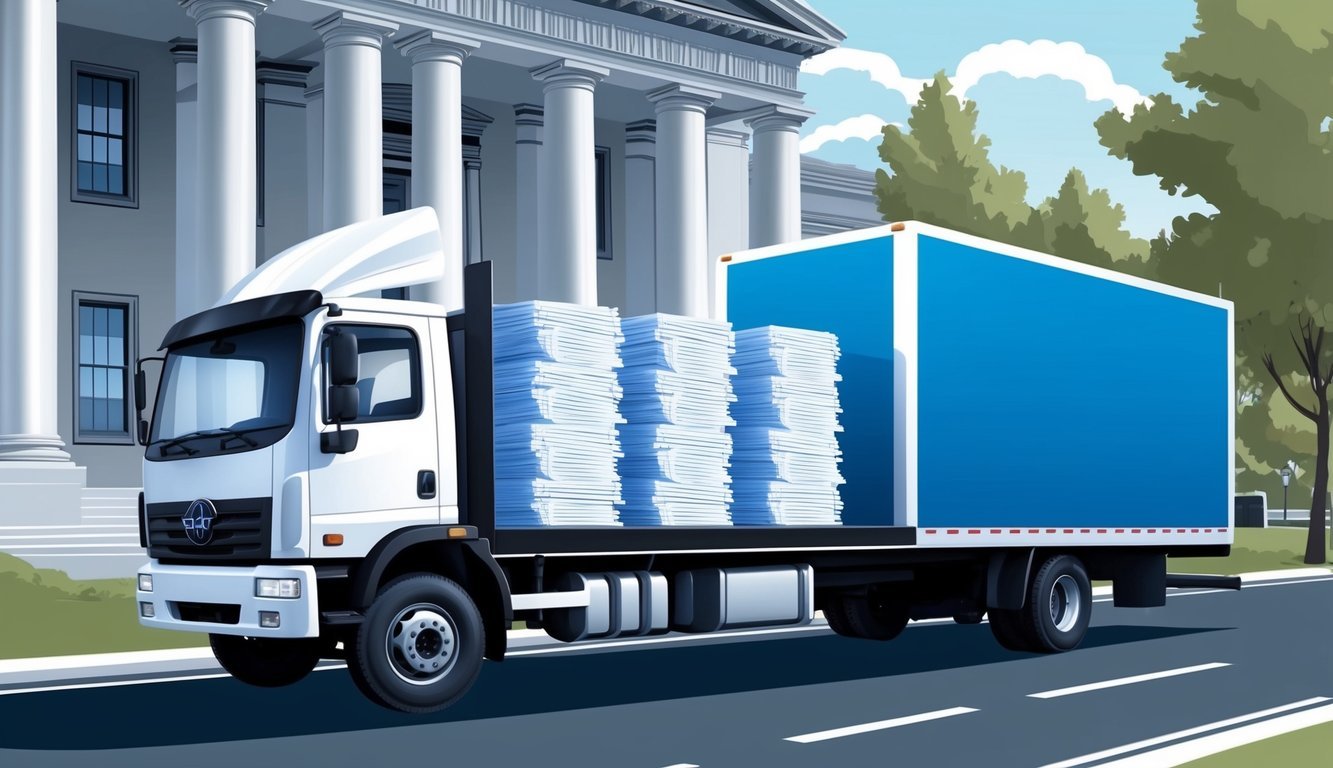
[1,577,1330,768]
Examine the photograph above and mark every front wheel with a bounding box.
[350,574,485,713]
[210,634,322,688]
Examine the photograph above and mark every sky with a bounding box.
[798,0,1216,238]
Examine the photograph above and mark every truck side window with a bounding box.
[322,325,423,424]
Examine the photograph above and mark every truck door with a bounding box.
[309,315,440,552]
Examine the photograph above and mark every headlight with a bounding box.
[138,574,153,592]
[255,578,301,599]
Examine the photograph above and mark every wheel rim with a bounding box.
[1049,574,1082,633]
[385,603,459,686]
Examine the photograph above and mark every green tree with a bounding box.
[875,74,1154,275]
[1040,169,1154,277]
[1097,0,1333,563]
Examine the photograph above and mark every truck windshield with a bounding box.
[147,320,304,460]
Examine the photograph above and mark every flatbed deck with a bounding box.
[490,526,917,556]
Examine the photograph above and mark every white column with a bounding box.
[183,0,269,310]
[648,85,717,318]
[315,11,397,230]
[530,60,608,306]
[623,120,656,317]
[0,0,70,465]
[464,154,484,265]
[746,106,810,248]
[304,80,324,237]
[706,126,749,320]
[170,39,199,320]
[396,30,477,311]
[513,103,543,301]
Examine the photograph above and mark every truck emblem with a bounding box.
[182,499,217,546]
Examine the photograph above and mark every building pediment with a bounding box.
[573,0,844,55]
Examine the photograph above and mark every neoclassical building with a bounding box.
[0,0,876,522]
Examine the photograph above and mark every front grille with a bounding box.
[146,497,272,561]
[174,601,241,624]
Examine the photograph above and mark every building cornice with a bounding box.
[800,156,876,198]
[571,0,841,56]
[313,0,808,101]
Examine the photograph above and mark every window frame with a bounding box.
[595,145,612,260]
[70,61,139,208]
[72,291,139,446]
[320,323,424,426]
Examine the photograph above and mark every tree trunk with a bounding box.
[1306,411,1330,565]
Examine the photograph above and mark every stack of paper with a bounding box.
[617,314,735,525]
[493,302,625,526]
[729,326,845,525]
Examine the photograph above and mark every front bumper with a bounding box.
[136,562,319,639]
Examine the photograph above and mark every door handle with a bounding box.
[417,470,437,500]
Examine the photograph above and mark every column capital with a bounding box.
[514,103,544,126]
[706,126,750,149]
[168,37,198,63]
[646,84,719,115]
[744,104,813,133]
[626,119,656,160]
[395,29,479,64]
[314,11,398,50]
[180,0,268,25]
[530,59,608,92]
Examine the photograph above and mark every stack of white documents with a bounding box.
[730,326,845,525]
[617,314,735,525]
[493,302,625,526]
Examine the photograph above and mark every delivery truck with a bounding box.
[134,210,1236,713]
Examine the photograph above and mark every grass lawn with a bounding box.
[1169,526,1333,575]
[1177,721,1331,766]
[0,552,206,660]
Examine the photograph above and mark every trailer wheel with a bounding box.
[1022,555,1092,653]
[209,634,322,688]
[832,588,910,641]
[351,573,485,713]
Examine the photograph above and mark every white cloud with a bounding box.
[800,114,899,153]
[951,40,1151,114]
[801,47,928,103]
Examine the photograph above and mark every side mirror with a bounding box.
[134,369,147,412]
[327,332,359,386]
[328,384,360,423]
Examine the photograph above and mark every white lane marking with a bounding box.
[16,553,147,558]
[1028,662,1231,699]
[659,764,700,768]
[1091,703,1333,767]
[1039,697,1330,768]
[785,706,979,744]
[0,543,143,549]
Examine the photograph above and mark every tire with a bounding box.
[987,608,1035,652]
[1021,555,1092,653]
[210,634,322,688]
[351,573,485,714]
[822,597,856,637]
[837,588,910,641]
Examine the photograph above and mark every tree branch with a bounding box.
[1263,352,1319,422]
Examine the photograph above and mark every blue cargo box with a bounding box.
[720,222,1234,549]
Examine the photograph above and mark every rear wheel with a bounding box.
[350,573,485,713]
[210,634,322,688]
[987,608,1035,652]
[829,588,910,641]
[1022,555,1092,652]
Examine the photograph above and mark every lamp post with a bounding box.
[1280,466,1292,522]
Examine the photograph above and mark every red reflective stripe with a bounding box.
[990,529,1002,534]
[968,529,982,534]
[1097,529,1108,533]
[946,530,960,535]
[1010,529,1021,534]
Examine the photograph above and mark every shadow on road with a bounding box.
[0,622,1226,750]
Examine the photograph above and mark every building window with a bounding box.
[321,325,423,424]
[73,292,138,445]
[71,63,137,207]
[596,146,612,260]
